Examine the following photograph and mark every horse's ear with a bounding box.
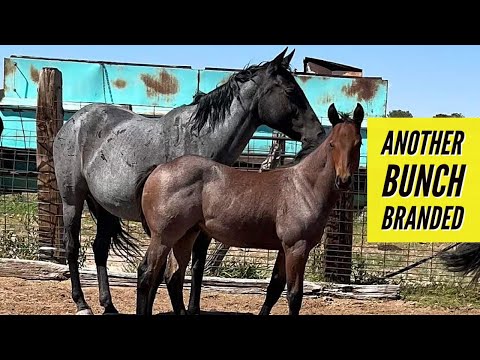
[267,47,288,75]
[281,49,295,68]
[328,104,341,126]
[272,47,288,65]
[353,103,365,126]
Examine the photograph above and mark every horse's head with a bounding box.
[327,103,364,190]
[254,48,326,147]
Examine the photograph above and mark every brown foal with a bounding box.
[136,103,364,315]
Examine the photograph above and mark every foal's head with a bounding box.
[327,103,364,190]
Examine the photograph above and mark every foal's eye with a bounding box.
[329,142,334,148]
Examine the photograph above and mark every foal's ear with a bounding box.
[267,47,289,75]
[353,103,365,126]
[328,103,342,127]
[281,49,295,68]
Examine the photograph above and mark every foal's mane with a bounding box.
[293,113,357,164]
[188,61,293,134]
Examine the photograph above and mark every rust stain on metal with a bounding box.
[140,70,179,97]
[4,59,15,76]
[342,78,379,101]
[30,65,40,83]
[113,79,127,88]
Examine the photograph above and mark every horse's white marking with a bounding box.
[76,309,94,315]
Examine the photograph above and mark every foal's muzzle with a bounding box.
[335,175,352,190]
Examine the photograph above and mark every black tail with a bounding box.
[135,165,158,238]
[85,194,142,264]
[440,243,480,282]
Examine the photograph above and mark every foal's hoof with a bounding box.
[76,308,94,315]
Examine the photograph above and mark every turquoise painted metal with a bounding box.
[1,55,388,168]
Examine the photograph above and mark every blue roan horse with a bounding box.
[53,48,327,315]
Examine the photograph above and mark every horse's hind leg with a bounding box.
[259,249,286,315]
[136,236,171,316]
[187,231,212,315]
[85,196,118,314]
[63,201,92,314]
[283,240,310,316]
[165,228,200,315]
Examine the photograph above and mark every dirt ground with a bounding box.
[1,276,480,315]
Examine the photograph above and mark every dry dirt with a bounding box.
[1,276,480,315]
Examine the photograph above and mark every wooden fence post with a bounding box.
[323,191,354,283]
[36,68,65,264]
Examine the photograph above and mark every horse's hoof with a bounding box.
[188,308,201,315]
[103,311,120,315]
[76,309,94,315]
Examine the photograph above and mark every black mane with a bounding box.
[189,61,292,134]
[338,111,353,121]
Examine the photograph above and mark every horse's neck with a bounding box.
[294,138,339,203]
[198,80,259,165]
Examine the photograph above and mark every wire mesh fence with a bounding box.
[0,107,472,287]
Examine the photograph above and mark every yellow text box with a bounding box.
[367,117,480,242]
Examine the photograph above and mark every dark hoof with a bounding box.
[187,308,201,316]
[258,306,270,316]
[103,305,119,315]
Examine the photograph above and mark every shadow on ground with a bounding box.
[156,310,255,316]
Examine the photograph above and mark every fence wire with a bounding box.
[0,106,472,286]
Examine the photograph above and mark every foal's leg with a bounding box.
[136,236,171,316]
[165,228,200,315]
[259,249,286,315]
[63,201,93,314]
[187,231,212,315]
[283,241,310,316]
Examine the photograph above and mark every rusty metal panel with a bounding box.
[3,57,103,103]
[102,63,197,109]
[295,74,388,125]
[2,57,198,108]
[1,55,388,170]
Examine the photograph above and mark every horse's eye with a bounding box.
[329,142,334,148]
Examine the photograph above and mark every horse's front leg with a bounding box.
[259,249,286,315]
[283,240,310,315]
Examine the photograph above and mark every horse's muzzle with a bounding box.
[335,175,352,190]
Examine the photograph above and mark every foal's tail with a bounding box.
[440,243,480,282]
[135,165,158,238]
